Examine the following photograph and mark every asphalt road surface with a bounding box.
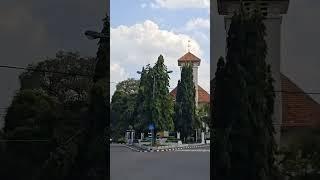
[110,144,210,180]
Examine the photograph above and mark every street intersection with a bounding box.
[110,144,210,180]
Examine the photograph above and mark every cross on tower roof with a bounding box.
[187,40,191,52]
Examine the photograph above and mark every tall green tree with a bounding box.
[151,55,174,132]
[174,80,182,132]
[133,65,153,132]
[174,63,196,141]
[36,13,110,180]
[2,89,59,180]
[111,78,139,140]
[0,50,94,180]
[213,4,277,180]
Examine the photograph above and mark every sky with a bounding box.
[0,0,107,128]
[110,0,210,97]
[212,0,320,103]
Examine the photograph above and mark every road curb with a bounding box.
[137,144,210,152]
[114,143,210,152]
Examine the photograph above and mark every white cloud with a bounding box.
[110,20,210,96]
[150,2,160,9]
[140,3,147,8]
[151,0,209,9]
[186,18,210,31]
[110,63,129,97]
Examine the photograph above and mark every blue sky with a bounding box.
[110,0,210,97]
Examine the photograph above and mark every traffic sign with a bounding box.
[148,124,154,130]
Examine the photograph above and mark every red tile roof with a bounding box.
[170,85,210,103]
[210,74,320,128]
[178,52,201,63]
[281,74,320,128]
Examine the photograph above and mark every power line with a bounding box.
[0,65,118,84]
[0,139,50,142]
[1,65,320,94]
[274,90,320,95]
[0,65,93,77]
[0,129,85,143]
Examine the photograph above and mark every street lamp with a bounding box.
[137,69,172,146]
[84,27,108,143]
[137,70,172,98]
[84,30,108,40]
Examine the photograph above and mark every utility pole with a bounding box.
[83,13,109,178]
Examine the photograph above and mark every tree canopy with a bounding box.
[133,55,174,133]
[111,78,139,139]
[19,51,95,104]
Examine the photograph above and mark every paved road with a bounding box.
[110,144,210,180]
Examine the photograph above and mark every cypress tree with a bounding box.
[245,8,277,180]
[174,63,196,142]
[213,3,277,180]
[212,57,231,179]
[174,80,183,133]
[151,55,174,132]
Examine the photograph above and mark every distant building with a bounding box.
[169,51,210,107]
[170,85,210,108]
[170,51,210,134]
[211,74,320,146]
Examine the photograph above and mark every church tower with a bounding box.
[178,51,201,106]
[217,0,290,144]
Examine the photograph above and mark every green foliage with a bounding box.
[133,65,153,132]
[0,14,109,180]
[2,50,95,179]
[134,55,174,133]
[174,63,196,141]
[4,89,59,132]
[70,13,110,180]
[2,89,59,180]
[111,78,139,139]
[151,55,174,131]
[19,51,95,103]
[213,5,278,180]
[196,103,210,130]
[278,130,320,179]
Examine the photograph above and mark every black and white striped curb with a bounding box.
[112,143,210,152]
[135,144,210,152]
[175,149,210,152]
[110,142,126,144]
[123,145,143,152]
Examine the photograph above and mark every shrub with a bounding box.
[277,130,320,179]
